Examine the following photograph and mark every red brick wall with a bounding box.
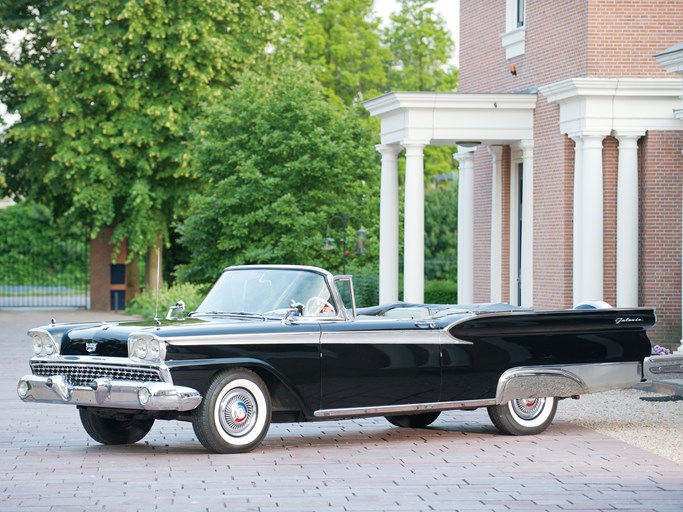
[502,147,511,303]
[473,150,492,302]
[460,0,683,326]
[587,0,683,78]
[602,136,618,306]
[531,99,574,309]
[460,0,588,94]
[90,227,128,311]
[640,132,683,347]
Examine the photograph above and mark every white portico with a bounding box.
[540,78,683,308]
[364,92,537,305]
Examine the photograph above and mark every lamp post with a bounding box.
[323,214,365,274]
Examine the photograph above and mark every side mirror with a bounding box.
[166,300,186,320]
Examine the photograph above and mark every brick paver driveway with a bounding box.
[2,310,682,512]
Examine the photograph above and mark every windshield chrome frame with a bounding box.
[199,265,356,322]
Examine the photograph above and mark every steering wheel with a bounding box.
[304,296,335,316]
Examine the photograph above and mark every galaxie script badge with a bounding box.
[615,317,643,325]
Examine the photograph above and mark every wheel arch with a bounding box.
[169,358,312,419]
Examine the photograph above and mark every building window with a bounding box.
[501,0,526,59]
[516,0,525,27]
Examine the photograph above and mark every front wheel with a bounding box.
[192,368,271,454]
[385,411,441,428]
[487,397,557,436]
[79,407,155,445]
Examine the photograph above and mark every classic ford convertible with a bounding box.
[18,265,658,453]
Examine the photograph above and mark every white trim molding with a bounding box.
[539,78,683,137]
[656,43,683,121]
[364,92,537,146]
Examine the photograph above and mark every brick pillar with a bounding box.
[89,228,128,311]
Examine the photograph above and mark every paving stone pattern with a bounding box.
[1,311,682,512]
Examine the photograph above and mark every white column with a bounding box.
[403,143,426,303]
[376,144,402,304]
[615,132,642,308]
[455,148,475,304]
[571,136,584,305]
[579,134,606,302]
[679,148,683,355]
[519,140,534,307]
[488,146,503,303]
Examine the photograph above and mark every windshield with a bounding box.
[195,268,337,317]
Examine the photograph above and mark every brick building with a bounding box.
[365,0,683,348]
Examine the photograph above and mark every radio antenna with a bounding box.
[154,247,161,325]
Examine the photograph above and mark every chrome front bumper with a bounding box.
[17,374,202,412]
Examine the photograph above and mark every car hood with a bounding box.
[54,316,282,358]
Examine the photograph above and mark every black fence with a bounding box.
[0,240,90,309]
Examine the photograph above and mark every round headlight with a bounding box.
[148,339,160,360]
[32,336,43,355]
[44,342,55,355]
[134,340,148,359]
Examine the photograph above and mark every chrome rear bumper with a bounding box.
[17,374,202,412]
[644,355,683,380]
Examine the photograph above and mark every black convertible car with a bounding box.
[18,265,659,453]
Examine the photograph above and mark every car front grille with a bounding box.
[30,361,163,386]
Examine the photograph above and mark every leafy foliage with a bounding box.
[177,63,379,283]
[0,0,299,256]
[424,280,457,304]
[424,181,457,280]
[347,263,380,307]
[299,0,392,104]
[384,0,459,92]
[0,202,87,287]
[125,282,209,319]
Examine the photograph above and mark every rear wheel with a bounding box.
[487,397,557,436]
[385,411,441,428]
[192,368,271,454]
[79,408,154,445]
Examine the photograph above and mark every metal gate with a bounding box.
[0,240,90,309]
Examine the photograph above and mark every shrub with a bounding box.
[125,282,210,319]
[348,265,380,308]
[424,280,458,304]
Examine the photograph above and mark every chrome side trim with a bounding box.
[167,329,459,346]
[320,329,448,345]
[314,398,497,419]
[643,355,683,380]
[496,362,643,403]
[167,330,321,347]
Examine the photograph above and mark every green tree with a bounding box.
[424,180,457,280]
[0,0,298,293]
[299,0,391,105]
[177,63,379,283]
[0,201,87,287]
[384,0,458,92]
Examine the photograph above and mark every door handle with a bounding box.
[415,321,436,329]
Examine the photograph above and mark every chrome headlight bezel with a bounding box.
[29,329,60,357]
[127,333,166,364]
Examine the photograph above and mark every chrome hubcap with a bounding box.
[511,397,544,420]
[219,388,257,437]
